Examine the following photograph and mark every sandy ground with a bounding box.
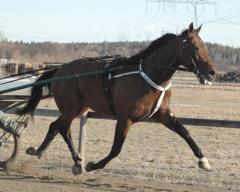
[0,78,240,192]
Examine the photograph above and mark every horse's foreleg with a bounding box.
[154,109,211,171]
[86,119,132,172]
[26,119,59,159]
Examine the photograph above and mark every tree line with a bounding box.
[0,40,239,72]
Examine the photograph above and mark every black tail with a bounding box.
[17,69,58,117]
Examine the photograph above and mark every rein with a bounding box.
[0,66,60,81]
[146,64,191,72]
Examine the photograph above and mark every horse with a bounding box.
[18,23,216,175]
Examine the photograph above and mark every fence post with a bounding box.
[78,112,88,171]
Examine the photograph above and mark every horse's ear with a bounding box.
[188,22,194,34]
[196,24,202,34]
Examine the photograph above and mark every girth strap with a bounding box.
[103,63,116,113]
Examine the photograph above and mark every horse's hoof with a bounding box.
[198,157,212,171]
[72,164,82,176]
[26,147,36,155]
[26,147,42,159]
[85,161,95,172]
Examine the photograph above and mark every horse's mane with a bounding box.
[124,33,177,65]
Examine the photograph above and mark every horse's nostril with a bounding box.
[209,70,215,76]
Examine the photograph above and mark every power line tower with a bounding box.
[146,0,216,26]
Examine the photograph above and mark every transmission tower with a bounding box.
[146,0,216,26]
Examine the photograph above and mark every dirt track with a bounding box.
[0,80,240,192]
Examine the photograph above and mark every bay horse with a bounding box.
[18,23,216,175]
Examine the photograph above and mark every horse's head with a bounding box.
[180,23,216,85]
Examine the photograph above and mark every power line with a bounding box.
[146,0,216,26]
[203,10,240,25]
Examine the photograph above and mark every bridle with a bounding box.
[181,35,214,85]
[181,35,201,75]
[188,55,202,79]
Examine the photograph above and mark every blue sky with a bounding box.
[0,0,240,47]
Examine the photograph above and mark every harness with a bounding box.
[103,59,171,118]
[102,58,123,113]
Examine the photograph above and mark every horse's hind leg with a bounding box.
[27,114,82,164]
[154,109,211,171]
[58,123,83,175]
[86,118,132,172]
[26,117,61,158]
[26,113,82,174]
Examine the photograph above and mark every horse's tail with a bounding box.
[17,69,58,117]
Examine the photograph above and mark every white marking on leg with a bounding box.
[198,157,212,171]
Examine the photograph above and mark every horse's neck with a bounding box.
[143,39,179,85]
